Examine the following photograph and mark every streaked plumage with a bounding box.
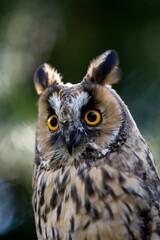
[32,50,160,240]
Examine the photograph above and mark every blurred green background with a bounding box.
[0,0,160,239]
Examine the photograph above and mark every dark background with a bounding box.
[0,0,160,239]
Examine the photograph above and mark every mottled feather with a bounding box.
[32,50,160,240]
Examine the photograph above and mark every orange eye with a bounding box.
[84,109,102,126]
[47,114,59,131]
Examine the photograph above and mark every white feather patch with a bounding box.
[73,91,89,120]
[111,128,119,139]
[65,82,74,87]
[49,93,60,115]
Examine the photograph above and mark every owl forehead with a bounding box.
[48,86,89,122]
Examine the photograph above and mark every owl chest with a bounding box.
[33,165,147,240]
[34,167,86,239]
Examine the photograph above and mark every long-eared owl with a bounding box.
[32,50,160,240]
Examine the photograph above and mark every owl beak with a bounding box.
[65,134,75,155]
[65,132,79,155]
[66,141,73,155]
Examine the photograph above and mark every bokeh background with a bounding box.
[0,0,160,239]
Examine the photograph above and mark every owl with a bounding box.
[32,50,160,240]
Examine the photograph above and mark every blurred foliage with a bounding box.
[0,0,160,239]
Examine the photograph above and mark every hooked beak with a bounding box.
[64,132,82,155]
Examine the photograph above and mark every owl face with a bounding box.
[34,50,129,170]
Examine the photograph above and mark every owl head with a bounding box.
[34,50,139,170]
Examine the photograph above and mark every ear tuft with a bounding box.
[34,63,62,95]
[84,50,121,85]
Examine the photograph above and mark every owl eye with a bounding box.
[47,114,59,131]
[83,109,102,126]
